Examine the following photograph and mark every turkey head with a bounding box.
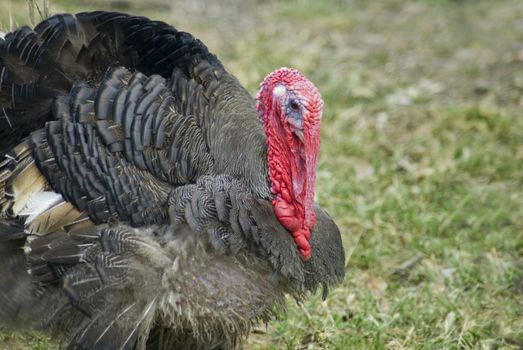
[257,68,323,260]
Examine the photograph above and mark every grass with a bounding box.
[1,0,522,349]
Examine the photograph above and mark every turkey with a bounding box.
[0,11,345,350]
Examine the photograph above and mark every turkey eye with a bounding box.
[289,99,300,112]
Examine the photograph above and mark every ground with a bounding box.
[0,0,522,349]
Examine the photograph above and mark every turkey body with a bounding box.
[0,12,345,350]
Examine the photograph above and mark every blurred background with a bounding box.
[1,0,522,349]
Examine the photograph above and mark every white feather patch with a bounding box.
[273,84,286,98]
[0,32,5,39]
[19,191,64,224]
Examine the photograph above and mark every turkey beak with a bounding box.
[288,116,305,143]
[293,128,304,142]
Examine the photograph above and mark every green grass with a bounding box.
[1,0,522,349]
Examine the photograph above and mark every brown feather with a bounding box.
[0,140,48,216]
[27,201,87,236]
[63,216,95,233]
[8,160,47,215]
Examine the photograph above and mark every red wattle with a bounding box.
[299,248,311,260]
[273,198,312,259]
[281,188,292,203]
[295,230,311,260]
[302,228,310,241]
[273,199,300,231]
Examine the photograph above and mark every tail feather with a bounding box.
[0,11,222,155]
[0,15,122,155]
[0,27,62,154]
